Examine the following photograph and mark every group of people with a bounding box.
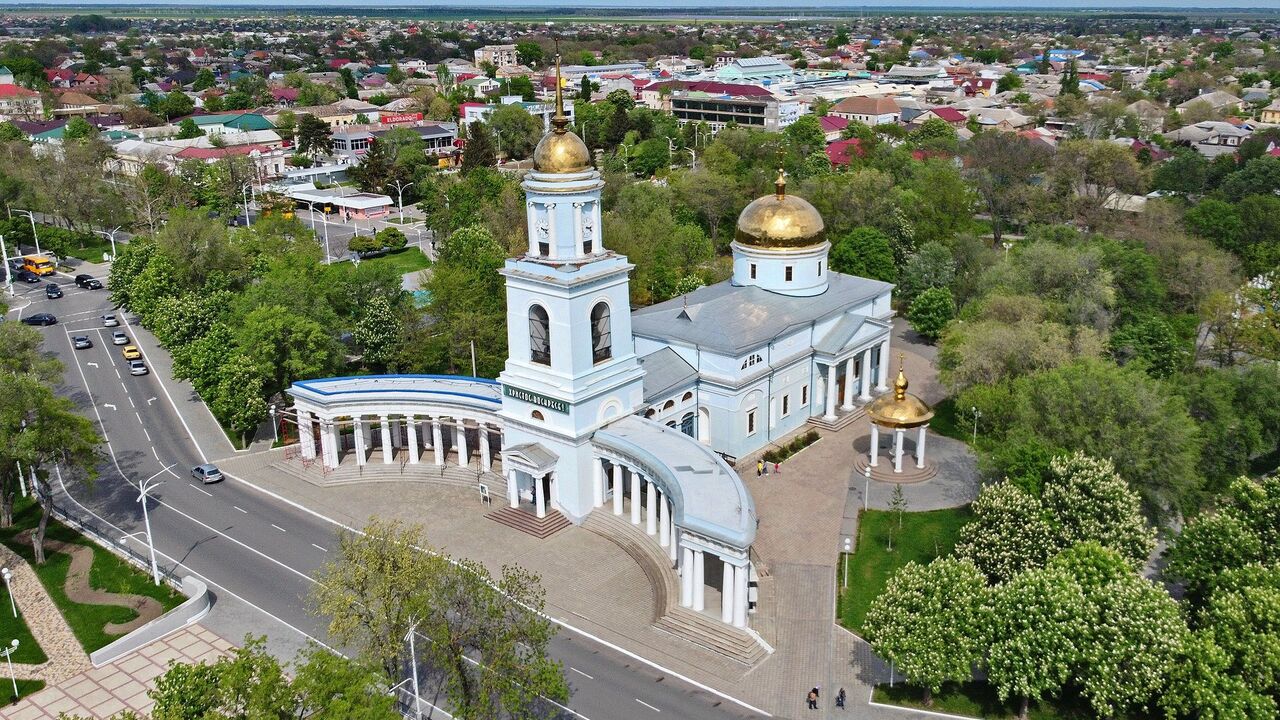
[806,686,846,710]
[755,459,781,476]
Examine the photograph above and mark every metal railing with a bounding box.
[46,499,182,590]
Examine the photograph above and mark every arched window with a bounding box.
[529,305,551,365]
[590,302,612,363]
[680,412,695,437]
[682,391,694,402]
[531,410,545,421]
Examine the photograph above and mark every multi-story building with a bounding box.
[474,44,519,69]
[0,83,44,120]
[668,90,799,131]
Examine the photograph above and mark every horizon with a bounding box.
[4,1,1280,12]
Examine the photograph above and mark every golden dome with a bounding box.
[532,51,592,175]
[735,169,826,249]
[866,355,934,429]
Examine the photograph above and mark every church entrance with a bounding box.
[835,371,847,407]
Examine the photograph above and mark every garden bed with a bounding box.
[762,430,820,464]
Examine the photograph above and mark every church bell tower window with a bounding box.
[591,302,613,364]
[529,305,552,365]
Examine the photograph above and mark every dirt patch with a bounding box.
[15,531,164,635]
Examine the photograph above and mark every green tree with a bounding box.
[1166,476,1280,605]
[1108,315,1189,378]
[160,90,194,120]
[235,305,341,401]
[996,73,1024,93]
[784,114,826,156]
[1042,452,1155,569]
[192,67,216,91]
[354,294,403,372]
[954,482,1055,584]
[62,116,95,141]
[209,353,270,446]
[175,117,204,140]
[296,114,333,158]
[907,287,955,342]
[462,120,497,173]
[897,241,955,306]
[386,62,406,85]
[1160,629,1276,720]
[862,558,990,707]
[829,226,895,282]
[629,137,671,177]
[488,103,541,160]
[515,41,544,67]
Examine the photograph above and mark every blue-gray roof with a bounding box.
[638,347,697,403]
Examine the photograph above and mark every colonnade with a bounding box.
[868,423,930,473]
[296,409,500,472]
[822,338,892,421]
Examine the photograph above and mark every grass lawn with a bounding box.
[59,236,115,264]
[0,585,47,665]
[0,498,184,653]
[873,681,1143,720]
[348,247,432,276]
[838,506,972,632]
[6,679,46,705]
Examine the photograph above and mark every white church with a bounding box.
[286,76,897,642]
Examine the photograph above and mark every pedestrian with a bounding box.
[773,461,780,475]
[757,459,763,477]
[806,689,818,710]
[836,688,846,709]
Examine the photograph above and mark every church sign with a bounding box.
[503,384,569,414]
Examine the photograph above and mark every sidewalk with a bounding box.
[0,544,91,685]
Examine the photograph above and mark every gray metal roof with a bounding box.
[631,274,891,356]
[638,348,698,403]
[813,313,870,355]
[593,416,755,550]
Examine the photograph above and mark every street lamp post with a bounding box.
[1,567,14,617]
[14,210,39,256]
[240,183,253,226]
[2,639,18,700]
[94,226,122,263]
[1002,241,1013,262]
[0,234,13,297]
[268,405,279,444]
[863,465,871,511]
[970,406,982,446]
[306,201,332,263]
[137,477,164,586]
[389,180,414,223]
[407,619,422,717]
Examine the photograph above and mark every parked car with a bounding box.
[20,313,57,326]
[128,360,148,376]
[191,464,223,484]
[102,314,120,327]
[72,335,93,349]
[74,274,102,289]
[111,330,128,345]
[17,269,40,284]
[44,283,63,299]
[121,344,141,360]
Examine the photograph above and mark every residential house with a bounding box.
[0,84,43,120]
[1261,98,1280,124]
[1177,90,1242,115]
[0,66,13,85]
[667,89,800,131]
[829,95,901,126]
[53,91,104,116]
[914,106,968,127]
[819,115,848,141]
[1166,120,1252,157]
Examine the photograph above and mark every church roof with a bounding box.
[638,347,698,402]
[631,273,892,355]
[812,313,890,355]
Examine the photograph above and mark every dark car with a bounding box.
[72,335,92,349]
[74,274,102,289]
[17,269,40,284]
[20,313,57,326]
[45,283,63,299]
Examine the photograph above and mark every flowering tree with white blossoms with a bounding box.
[1043,452,1155,569]
[862,557,990,707]
[954,482,1054,583]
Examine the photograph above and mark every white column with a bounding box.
[658,491,670,547]
[841,357,856,411]
[630,469,642,525]
[507,469,518,508]
[328,421,341,468]
[916,425,928,469]
[407,415,419,464]
[431,420,444,466]
[693,550,706,612]
[893,428,905,473]
[479,424,491,470]
[720,557,734,624]
[877,339,892,391]
[869,423,880,467]
[823,363,838,420]
[318,421,334,468]
[733,563,749,628]
[592,458,604,508]
[612,463,624,515]
[353,418,367,466]
[860,348,873,400]
[680,545,694,608]
[298,410,315,459]
[456,422,469,468]
[646,480,657,536]
[669,515,678,563]
[380,416,393,464]
[534,474,546,518]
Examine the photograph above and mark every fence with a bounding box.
[46,499,183,591]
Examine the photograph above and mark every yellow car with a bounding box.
[121,345,142,360]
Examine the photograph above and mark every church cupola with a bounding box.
[730,169,830,297]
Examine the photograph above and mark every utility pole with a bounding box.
[389,180,414,223]
[14,210,39,256]
[94,227,122,263]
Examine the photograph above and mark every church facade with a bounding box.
[286,75,894,635]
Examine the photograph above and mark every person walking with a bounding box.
[757,459,764,477]
[806,689,818,710]
[836,687,846,709]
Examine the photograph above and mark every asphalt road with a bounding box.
[5,273,767,720]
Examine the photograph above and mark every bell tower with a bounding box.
[497,54,645,522]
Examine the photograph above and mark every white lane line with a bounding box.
[142,428,151,442]
[636,699,661,712]
[570,667,594,680]
[188,483,213,497]
[311,543,328,552]
[233,505,248,514]
[271,523,287,533]
[114,368,121,379]
[128,396,135,408]
[135,412,143,425]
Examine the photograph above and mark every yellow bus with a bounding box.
[22,255,55,276]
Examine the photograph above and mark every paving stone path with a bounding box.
[0,543,92,684]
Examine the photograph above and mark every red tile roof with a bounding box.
[819,115,849,133]
[826,138,865,166]
[0,84,39,98]
[174,144,273,160]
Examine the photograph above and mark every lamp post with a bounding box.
[268,405,279,444]
[2,639,18,700]
[240,183,253,226]
[406,619,422,717]
[306,201,332,263]
[94,226,122,263]
[0,234,13,297]
[14,210,39,256]
[970,406,982,446]
[1002,241,1013,262]
[842,537,852,589]
[1,567,14,617]
[863,465,871,512]
[137,477,164,586]
[389,180,414,223]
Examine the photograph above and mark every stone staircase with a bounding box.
[582,510,678,620]
[583,510,769,666]
[272,457,502,490]
[807,406,865,431]
[486,506,572,539]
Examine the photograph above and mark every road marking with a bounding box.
[114,368,121,379]
[636,699,661,712]
[271,523,287,533]
[148,397,156,405]
[570,667,594,680]
[135,412,143,425]
[128,396,135,408]
[233,505,248,514]
[142,428,151,442]
[87,361,99,368]
[188,483,213,497]
[103,403,116,411]
[311,543,327,552]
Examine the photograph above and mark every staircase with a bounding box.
[273,457,500,490]
[582,510,678,620]
[583,510,769,666]
[486,506,572,539]
[807,406,865,431]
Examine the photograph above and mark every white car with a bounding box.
[111,330,128,345]
[102,314,120,327]
[128,360,148,376]
[191,464,223,484]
